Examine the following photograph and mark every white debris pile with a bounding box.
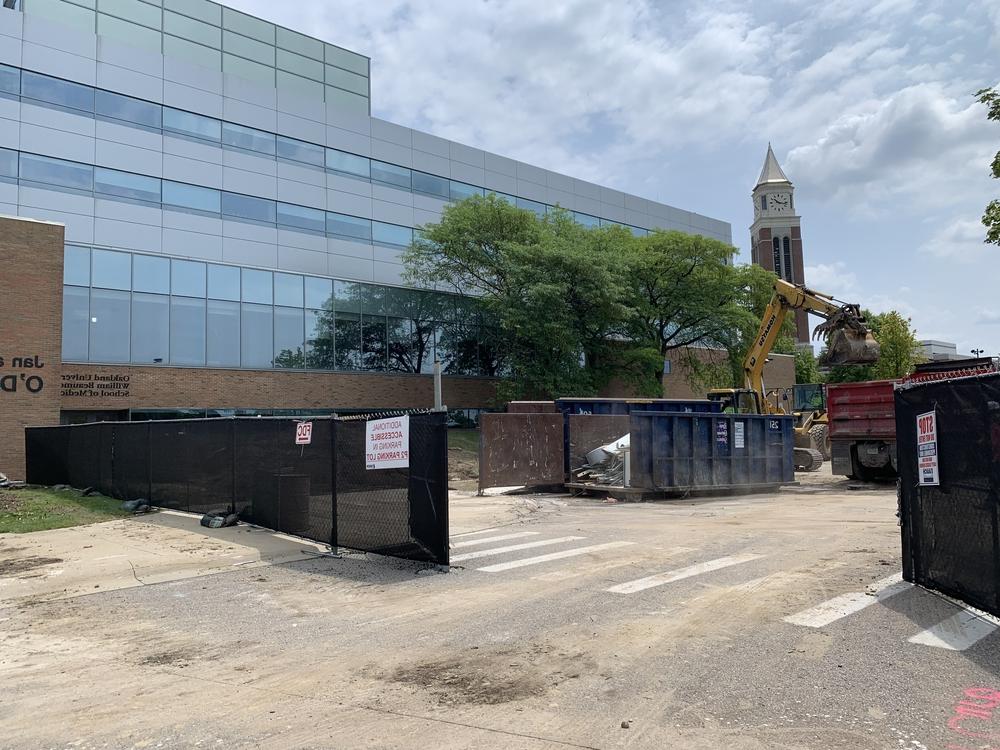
[572,434,630,487]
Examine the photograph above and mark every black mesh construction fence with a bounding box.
[24,412,449,565]
[896,373,1000,617]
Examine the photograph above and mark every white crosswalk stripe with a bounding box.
[606,553,764,594]
[451,536,585,563]
[908,608,1000,651]
[449,527,502,539]
[451,532,540,549]
[782,574,910,628]
[477,541,636,573]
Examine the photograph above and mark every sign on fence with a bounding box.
[295,421,313,445]
[365,415,410,470]
[916,410,939,486]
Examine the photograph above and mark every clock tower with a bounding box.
[750,144,809,344]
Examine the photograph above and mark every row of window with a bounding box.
[20,0,369,107]
[61,245,479,321]
[62,285,504,375]
[772,236,793,282]
[1,149,419,246]
[0,64,653,237]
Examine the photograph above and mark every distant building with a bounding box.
[919,340,964,362]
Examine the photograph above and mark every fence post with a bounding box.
[230,418,237,515]
[146,422,152,502]
[330,417,338,550]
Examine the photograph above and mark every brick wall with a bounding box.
[661,347,796,399]
[59,364,500,412]
[0,216,65,479]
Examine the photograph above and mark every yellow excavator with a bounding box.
[708,279,880,471]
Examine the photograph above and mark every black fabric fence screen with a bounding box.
[24,413,449,566]
[896,373,1000,617]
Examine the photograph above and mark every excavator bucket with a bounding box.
[820,328,881,367]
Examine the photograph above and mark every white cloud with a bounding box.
[919,215,992,260]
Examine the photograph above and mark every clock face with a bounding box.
[770,193,790,211]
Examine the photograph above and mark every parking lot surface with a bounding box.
[2,470,998,749]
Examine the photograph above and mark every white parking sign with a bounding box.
[365,415,410,470]
[295,421,313,445]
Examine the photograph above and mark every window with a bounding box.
[222,191,276,223]
[207,299,240,366]
[573,212,600,229]
[628,226,648,237]
[95,168,161,203]
[131,293,170,364]
[0,63,19,97]
[164,9,221,48]
[516,197,546,216]
[274,306,305,368]
[171,260,207,297]
[304,277,333,310]
[372,222,413,247]
[240,303,273,368]
[0,148,15,180]
[21,71,94,112]
[163,107,222,141]
[761,195,767,211]
[326,148,370,178]
[327,212,371,241]
[62,286,89,361]
[411,171,449,199]
[241,268,272,303]
[63,246,91,286]
[207,264,240,301]
[370,160,410,189]
[772,236,781,277]
[221,122,276,155]
[163,181,221,213]
[782,236,793,281]
[95,90,162,129]
[450,181,483,202]
[91,249,131,290]
[276,135,325,167]
[273,273,303,307]
[19,153,94,191]
[132,255,170,294]
[334,311,362,369]
[305,308,334,368]
[170,296,207,366]
[89,288,130,362]
[277,202,325,233]
[362,315,387,370]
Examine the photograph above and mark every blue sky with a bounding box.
[230,0,1000,355]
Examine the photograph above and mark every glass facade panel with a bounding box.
[305,307,334,368]
[170,296,206,365]
[325,65,368,97]
[132,254,170,294]
[334,311,361,370]
[163,181,221,213]
[304,276,332,309]
[241,268,272,303]
[99,0,161,28]
[326,148,370,178]
[131,292,170,363]
[222,191,277,223]
[21,71,95,112]
[91,249,131,290]
[163,34,222,69]
[372,222,413,247]
[163,107,221,141]
[222,6,274,44]
[95,89,162,128]
[207,263,240,300]
[89,288,130,362]
[371,160,410,189]
[276,70,323,99]
[274,306,304,368]
[276,136,325,167]
[516,197,546,216]
[0,64,20,97]
[206,299,239,366]
[223,29,274,63]
[95,167,161,202]
[276,48,324,81]
[450,181,483,201]
[361,315,387,371]
[163,9,220,49]
[171,259,206,297]
[222,52,275,87]
[0,148,15,180]
[574,211,600,228]
[222,121,275,155]
[62,286,90,362]
[327,212,371,241]
[412,171,449,198]
[19,153,93,191]
[324,86,368,116]
[326,45,369,77]
[64,245,91,286]
[168,0,220,26]
[240,302,273,368]
[277,202,325,232]
[276,26,323,61]
[97,13,163,52]
[334,280,362,313]
[274,272,303,307]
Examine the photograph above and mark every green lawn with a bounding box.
[447,428,480,453]
[0,487,130,534]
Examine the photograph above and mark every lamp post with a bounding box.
[972,348,984,357]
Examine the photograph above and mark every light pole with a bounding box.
[972,348,984,357]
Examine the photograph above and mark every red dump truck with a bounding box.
[828,357,998,480]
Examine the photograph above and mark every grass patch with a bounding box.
[0,487,130,534]
[448,428,480,454]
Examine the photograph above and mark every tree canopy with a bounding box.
[976,87,1000,245]
[824,310,923,382]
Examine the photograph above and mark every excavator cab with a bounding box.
[707,389,763,415]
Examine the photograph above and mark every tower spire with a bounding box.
[756,143,790,187]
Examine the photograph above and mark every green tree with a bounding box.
[824,309,922,381]
[976,87,1000,245]
[795,347,823,384]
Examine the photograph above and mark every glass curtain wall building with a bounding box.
[0,0,732,383]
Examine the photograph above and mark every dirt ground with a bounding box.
[1,467,997,749]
